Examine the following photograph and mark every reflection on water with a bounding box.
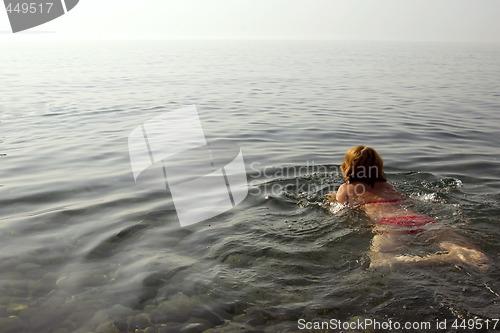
[0,40,499,332]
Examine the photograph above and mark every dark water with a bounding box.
[0,40,499,332]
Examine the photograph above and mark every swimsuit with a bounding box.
[360,198,403,206]
[360,198,435,228]
[376,215,435,227]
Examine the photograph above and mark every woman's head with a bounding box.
[340,145,387,186]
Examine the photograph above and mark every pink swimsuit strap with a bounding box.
[376,215,435,227]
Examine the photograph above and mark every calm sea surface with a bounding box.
[0,40,499,332]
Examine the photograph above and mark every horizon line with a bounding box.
[0,34,499,45]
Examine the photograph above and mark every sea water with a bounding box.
[0,40,499,332]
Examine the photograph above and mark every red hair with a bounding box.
[340,145,387,187]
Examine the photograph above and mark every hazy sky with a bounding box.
[1,0,500,42]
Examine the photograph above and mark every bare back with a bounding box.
[336,181,415,220]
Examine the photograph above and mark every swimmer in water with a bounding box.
[325,145,488,269]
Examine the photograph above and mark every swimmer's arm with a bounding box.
[324,190,337,202]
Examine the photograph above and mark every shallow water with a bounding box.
[0,40,499,332]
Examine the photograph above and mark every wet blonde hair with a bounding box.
[340,145,387,187]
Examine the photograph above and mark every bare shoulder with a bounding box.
[376,181,405,197]
[336,183,351,204]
